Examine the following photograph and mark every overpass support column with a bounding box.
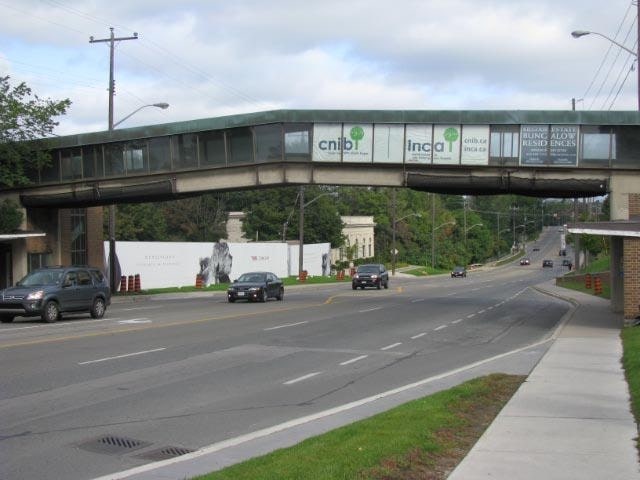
[611,236,624,314]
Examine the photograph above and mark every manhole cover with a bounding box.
[77,435,151,455]
[136,445,194,461]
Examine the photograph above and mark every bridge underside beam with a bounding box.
[17,163,611,208]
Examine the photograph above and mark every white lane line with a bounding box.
[451,319,463,324]
[118,318,151,324]
[359,307,382,313]
[487,306,494,310]
[264,321,308,331]
[411,332,426,339]
[381,342,402,351]
[78,347,166,365]
[0,318,114,332]
[283,371,322,385]
[97,340,554,480]
[478,309,486,314]
[467,313,476,319]
[434,325,448,331]
[340,355,368,366]
[121,306,163,311]
[411,298,426,303]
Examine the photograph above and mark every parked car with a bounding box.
[451,266,467,278]
[520,257,531,265]
[532,246,540,252]
[227,271,284,302]
[352,264,389,290]
[542,259,554,268]
[0,266,111,323]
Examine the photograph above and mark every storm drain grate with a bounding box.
[136,445,195,461]
[77,435,152,455]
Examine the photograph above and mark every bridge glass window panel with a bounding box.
[284,123,311,162]
[580,126,612,167]
[104,143,125,176]
[175,134,198,169]
[149,137,172,172]
[199,130,226,166]
[61,148,83,181]
[489,125,519,166]
[124,142,148,174]
[82,146,98,178]
[40,152,60,183]
[612,126,639,169]
[255,124,283,163]
[227,127,254,165]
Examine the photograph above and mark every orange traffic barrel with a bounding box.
[594,276,602,295]
[127,275,134,293]
[585,273,592,289]
[299,270,308,282]
[119,275,127,293]
[195,274,204,288]
[134,274,141,292]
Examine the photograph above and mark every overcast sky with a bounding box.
[1,0,638,135]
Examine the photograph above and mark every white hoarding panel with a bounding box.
[433,125,461,164]
[405,124,433,164]
[460,125,489,165]
[373,124,404,163]
[106,241,290,289]
[288,243,331,277]
[312,123,343,162]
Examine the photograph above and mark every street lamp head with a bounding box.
[153,102,170,109]
[571,30,591,38]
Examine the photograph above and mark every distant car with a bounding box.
[451,266,467,278]
[542,259,554,268]
[227,271,284,302]
[559,249,567,256]
[520,258,531,265]
[532,247,540,252]
[352,264,389,290]
[561,259,573,270]
[0,266,111,323]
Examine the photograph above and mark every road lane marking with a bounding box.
[478,309,486,314]
[121,306,163,311]
[264,321,308,331]
[467,313,476,318]
[451,319,463,324]
[434,325,448,331]
[283,372,322,385]
[78,347,166,365]
[411,298,425,303]
[0,318,113,332]
[410,332,426,339]
[340,355,368,366]
[359,307,382,313]
[118,318,151,324]
[381,342,402,351]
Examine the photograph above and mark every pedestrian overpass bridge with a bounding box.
[2,109,640,321]
[6,109,640,208]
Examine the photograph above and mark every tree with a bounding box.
[0,76,71,187]
[0,199,23,233]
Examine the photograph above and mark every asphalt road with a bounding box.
[0,228,571,480]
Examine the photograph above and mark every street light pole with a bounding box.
[572,16,640,110]
[298,186,304,278]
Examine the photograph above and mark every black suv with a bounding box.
[352,264,389,290]
[0,266,111,323]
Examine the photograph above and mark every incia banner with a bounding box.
[313,123,488,165]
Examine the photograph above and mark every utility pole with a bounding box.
[90,28,138,294]
[298,186,305,278]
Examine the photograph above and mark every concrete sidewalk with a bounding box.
[449,282,640,480]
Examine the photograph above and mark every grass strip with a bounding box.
[621,326,640,449]
[193,373,524,480]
